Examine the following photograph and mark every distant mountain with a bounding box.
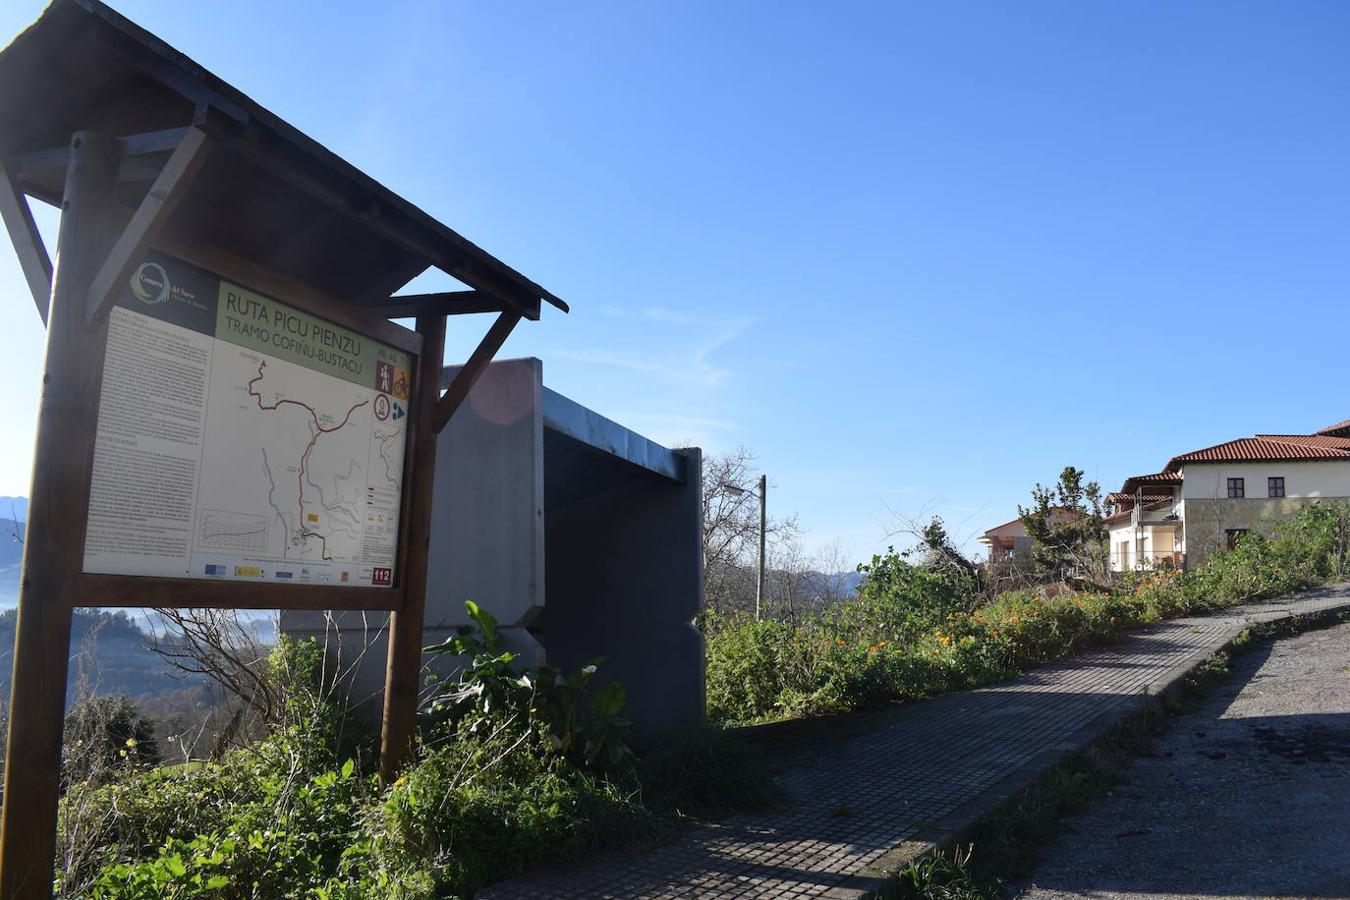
[0,607,210,707]
[0,497,26,523]
[0,517,21,608]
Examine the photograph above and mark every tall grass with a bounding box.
[706,503,1350,725]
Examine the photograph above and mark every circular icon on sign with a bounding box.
[130,262,171,305]
[374,393,391,421]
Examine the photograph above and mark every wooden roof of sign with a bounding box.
[0,0,567,322]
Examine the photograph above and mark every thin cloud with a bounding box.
[557,312,752,389]
[619,411,741,452]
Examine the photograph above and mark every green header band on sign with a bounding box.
[214,280,410,391]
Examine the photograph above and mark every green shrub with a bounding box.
[362,722,654,898]
[66,741,371,899]
[66,608,768,899]
[705,503,1350,726]
[61,637,374,899]
[423,601,635,772]
[64,695,160,786]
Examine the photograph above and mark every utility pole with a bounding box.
[756,473,767,620]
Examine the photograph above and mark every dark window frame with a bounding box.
[1227,477,1245,498]
[1268,476,1285,498]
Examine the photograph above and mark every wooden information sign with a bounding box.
[84,249,417,590]
[0,3,568,897]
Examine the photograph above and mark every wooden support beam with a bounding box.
[0,162,53,323]
[192,111,556,321]
[379,313,447,784]
[84,127,210,325]
[79,574,404,612]
[429,310,521,435]
[373,290,503,319]
[8,127,192,183]
[0,131,121,900]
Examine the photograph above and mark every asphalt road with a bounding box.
[1012,619,1350,900]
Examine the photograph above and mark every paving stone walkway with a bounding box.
[479,586,1350,900]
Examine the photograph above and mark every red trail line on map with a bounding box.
[247,360,368,559]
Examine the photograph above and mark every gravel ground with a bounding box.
[1012,620,1350,900]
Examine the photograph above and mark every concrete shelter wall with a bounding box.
[540,447,704,738]
[283,359,707,737]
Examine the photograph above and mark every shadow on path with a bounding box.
[1012,622,1350,899]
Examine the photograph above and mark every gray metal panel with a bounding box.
[541,387,684,482]
[438,361,683,483]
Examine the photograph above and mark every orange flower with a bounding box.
[835,639,846,645]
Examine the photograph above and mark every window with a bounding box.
[1268,476,1285,498]
[1227,477,1245,498]
[1225,528,1248,551]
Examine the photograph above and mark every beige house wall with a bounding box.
[1108,521,1182,571]
[1180,460,1350,500]
[1181,497,1325,568]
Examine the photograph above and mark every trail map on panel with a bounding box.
[83,251,411,588]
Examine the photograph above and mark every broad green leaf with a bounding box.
[591,681,627,717]
[465,599,499,649]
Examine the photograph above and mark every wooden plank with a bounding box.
[85,126,210,324]
[429,310,521,435]
[9,127,192,182]
[0,131,122,900]
[0,161,53,322]
[373,291,502,319]
[79,574,404,612]
[156,237,424,357]
[379,313,446,783]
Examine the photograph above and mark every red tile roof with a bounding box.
[980,515,1025,538]
[1316,419,1350,437]
[1106,492,1174,504]
[1166,436,1350,470]
[1257,434,1350,450]
[1118,472,1182,493]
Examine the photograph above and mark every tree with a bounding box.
[1018,465,1109,585]
[63,695,159,785]
[701,447,799,615]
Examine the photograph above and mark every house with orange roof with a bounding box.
[1107,419,1350,571]
[977,515,1031,564]
[977,507,1077,567]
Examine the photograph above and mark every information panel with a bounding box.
[83,251,412,588]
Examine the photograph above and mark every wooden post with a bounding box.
[755,473,766,620]
[0,163,53,323]
[378,313,446,783]
[429,310,520,435]
[0,132,119,900]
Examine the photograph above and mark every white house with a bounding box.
[1107,419,1350,571]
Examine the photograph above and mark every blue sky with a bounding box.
[1,1,1348,563]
